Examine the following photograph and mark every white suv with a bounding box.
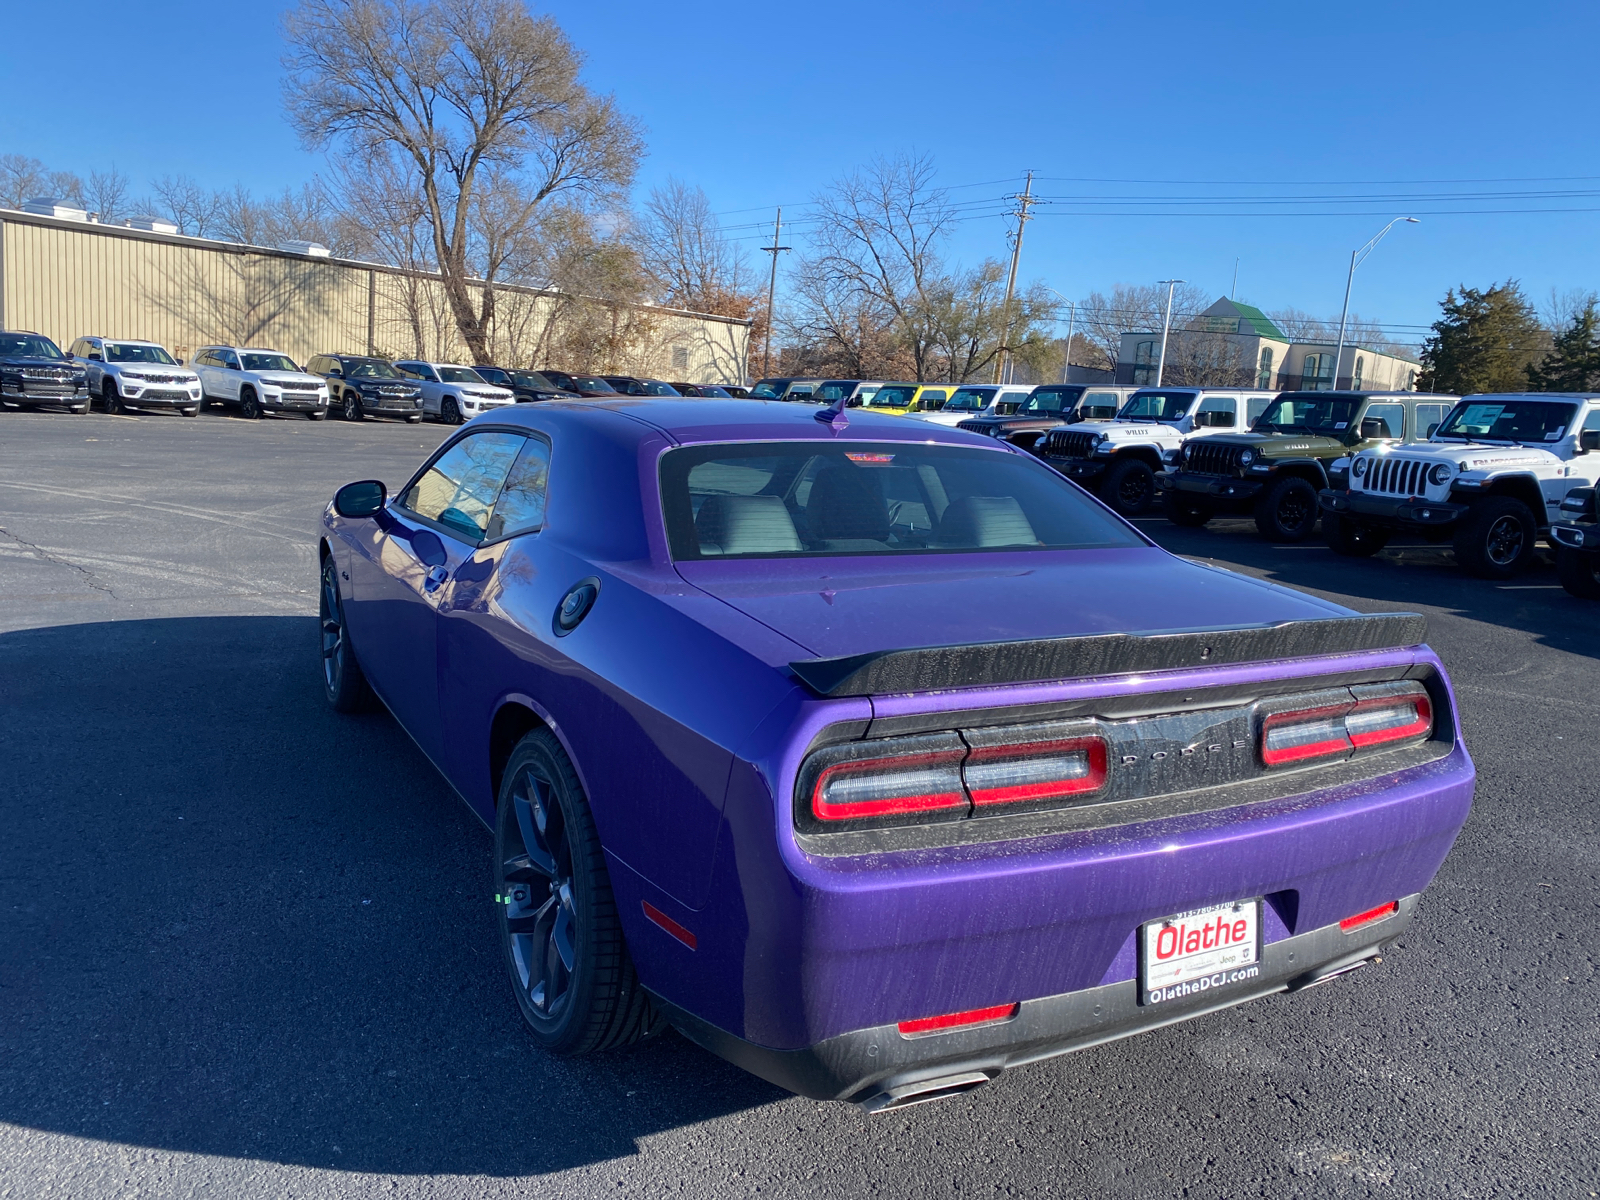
[192,346,331,420]
[393,360,516,424]
[70,337,202,417]
[1321,393,1600,577]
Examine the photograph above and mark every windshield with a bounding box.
[1,333,65,359]
[510,371,557,390]
[1021,385,1086,416]
[1254,396,1362,435]
[241,352,298,373]
[662,441,1142,560]
[107,342,177,365]
[696,385,732,398]
[1118,391,1196,422]
[571,375,617,393]
[1435,399,1579,443]
[867,385,917,408]
[637,379,681,396]
[815,381,858,401]
[944,387,995,412]
[439,367,486,384]
[345,359,403,380]
[750,381,786,398]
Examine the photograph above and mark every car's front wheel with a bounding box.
[102,380,120,414]
[441,397,463,425]
[1254,476,1320,541]
[342,391,364,421]
[239,389,262,420]
[495,727,661,1056]
[320,556,372,711]
[1102,458,1156,515]
[1453,496,1536,579]
[1556,546,1600,599]
[1323,512,1391,557]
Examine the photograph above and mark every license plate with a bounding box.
[1139,898,1263,1006]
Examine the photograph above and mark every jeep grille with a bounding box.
[956,420,994,436]
[1044,429,1099,458]
[1360,456,1431,497]
[1184,441,1250,476]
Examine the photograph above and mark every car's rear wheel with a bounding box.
[1453,497,1536,579]
[495,727,661,1056]
[1323,512,1391,557]
[240,389,262,420]
[102,380,120,415]
[1556,546,1600,599]
[1161,490,1212,527]
[342,391,364,421]
[442,397,462,425]
[1102,458,1156,515]
[182,406,199,418]
[320,556,372,711]
[1254,476,1320,542]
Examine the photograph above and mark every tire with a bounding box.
[73,400,91,414]
[1453,496,1537,579]
[342,391,365,421]
[407,414,423,424]
[182,406,199,418]
[102,380,121,415]
[240,389,262,420]
[1102,457,1156,515]
[495,727,662,1056]
[1323,512,1391,557]
[1254,476,1320,542]
[308,409,327,422]
[440,397,462,425]
[1161,489,1212,527]
[1556,546,1600,599]
[320,556,373,712]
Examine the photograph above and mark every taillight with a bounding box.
[1260,687,1432,767]
[964,736,1107,807]
[898,1002,1019,1038]
[1340,900,1399,931]
[811,747,966,821]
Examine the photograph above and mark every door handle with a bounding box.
[424,566,450,593]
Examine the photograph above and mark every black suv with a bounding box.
[305,354,424,422]
[603,375,683,396]
[0,331,90,414]
[472,366,580,402]
[954,384,1096,449]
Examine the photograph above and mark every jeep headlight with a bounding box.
[1352,456,1369,479]
[1429,462,1452,486]
[1238,448,1256,466]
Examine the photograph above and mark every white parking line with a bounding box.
[1496,585,1563,590]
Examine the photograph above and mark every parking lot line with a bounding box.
[1496,585,1563,590]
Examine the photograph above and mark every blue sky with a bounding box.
[5,0,1597,343]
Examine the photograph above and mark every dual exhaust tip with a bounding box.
[856,1069,997,1114]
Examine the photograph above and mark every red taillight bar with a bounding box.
[897,1002,1020,1038]
[811,749,966,821]
[1339,901,1399,932]
[965,736,1107,807]
[1261,691,1432,768]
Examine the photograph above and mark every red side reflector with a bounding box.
[642,901,697,950]
[897,1002,1019,1038]
[1339,901,1399,932]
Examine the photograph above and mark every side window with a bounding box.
[1584,408,1600,432]
[1362,402,1405,440]
[69,340,85,356]
[220,349,240,369]
[396,364,421,379]
[486,436,552,540]
[919,389,947,410]
[1257,347,1274,388]
[399,431,526,543]
[1416,403,1447,438]
[1196,395,1237,427]
[1247,396,1273,427]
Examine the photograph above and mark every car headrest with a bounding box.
[694,495,802,556]
[806,466,891,541]
[934,496,1041,548]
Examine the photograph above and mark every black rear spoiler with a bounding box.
[788,612,1427,698]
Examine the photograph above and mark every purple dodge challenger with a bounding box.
[318,397,1473,1111]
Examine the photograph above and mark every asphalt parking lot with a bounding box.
[1,407,1596,1199]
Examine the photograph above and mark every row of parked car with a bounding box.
[0,329,752,425]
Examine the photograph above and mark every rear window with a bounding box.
[661,442,1142,559]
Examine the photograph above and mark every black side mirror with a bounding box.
[87,352,103,361]
[1580,429,1600,453]
[328,368,343,378]
[334,479,386,518]
[1426,423,1440,438]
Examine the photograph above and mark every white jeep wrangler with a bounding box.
[1320,393,1600,578]
[1036,386,1275,514]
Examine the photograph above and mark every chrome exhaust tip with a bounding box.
[856,1070,996,1114]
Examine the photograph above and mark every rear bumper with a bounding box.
[658,896,1419,1107]
[1320,489,1467,528]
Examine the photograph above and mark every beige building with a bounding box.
[1117,297,1420,392]
[0,207,751,383]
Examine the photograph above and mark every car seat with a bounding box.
[693,495,803,556]
[804,466,892,550]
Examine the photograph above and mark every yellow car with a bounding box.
[862,382,954,415]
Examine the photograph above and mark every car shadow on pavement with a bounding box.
[1139,518,1599,663]
[0,616,785,1178]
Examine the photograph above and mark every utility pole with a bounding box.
[1331,216,1419,391]
[993,171,1038,384]
[758,208,791,380]
[1155,278,1185,387]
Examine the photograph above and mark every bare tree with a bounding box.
[1540,287,1598,334]
[634,179,757,315]
[1075,282,1210,372]
[282,0,644,362]
[83,168,132,222]
[0,154,85,209]
[151,175,224,236]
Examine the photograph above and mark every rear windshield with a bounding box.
[661,442,1143,559]
[1435,399,1579,444]
[1119,391,1195,422]
[1021,385,1086,415]
[108,342,177,365]
[1254,396,1362,435]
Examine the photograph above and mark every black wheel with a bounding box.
[1323,512,1391,557]
[1556,546,1600,599]
[1102,458,1156,515]
[342,391,365,421]
[320,556,373,711]
[495,728,661,1055]
[240,389,262,420]
[102,380,121,414]
[442,397,462,425]
[1161,489,1212,527]
[182,406,199,418]
[308,409,327,422]
[1254,476,1320,542]
[1453,497,1536,579]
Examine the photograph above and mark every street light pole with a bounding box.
[758,207,791,380]
[1155,278,1184,387]
[1045,287,1075,384]
[1330,216,1419,390]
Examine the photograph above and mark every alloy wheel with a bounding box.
[1485,515,1526,566]
[320,559,345,693]
[501,767,578,1019]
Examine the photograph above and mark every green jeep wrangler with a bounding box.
[1155,391,1455,541]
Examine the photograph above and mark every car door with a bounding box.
[190,350,215,396]
[343,429,528,767]
[216,349,243,402]
[1194,393,1238,432]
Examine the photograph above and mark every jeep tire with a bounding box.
[1453,496,1537,579]
[1555,546,1600,599]
[1323,512,1391,557]
[1161,490,1212,527]
[1254,476,1320,542]
[1103,458,1156,515]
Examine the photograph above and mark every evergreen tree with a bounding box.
[1526,300,1600,391]
[1419,281,1545,394]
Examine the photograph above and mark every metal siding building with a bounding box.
[0,209,750,383]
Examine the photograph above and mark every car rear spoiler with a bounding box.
[788,612,1427,698]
